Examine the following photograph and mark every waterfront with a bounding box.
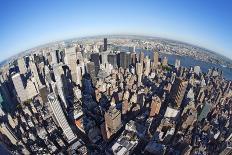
[140,49,232,80]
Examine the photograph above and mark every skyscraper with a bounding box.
[65,47,78,83]
[149,96,162,117]
[47,93,76,143]
[119,52,131,68]
[51,50,58,65]
[136,63,143,85]
[87,62,96,85]
[53,64,68,108]
[0,122,18,145]
[108,53,117,68]
[175,59,181,69]
[153,50,159,68]
[144,56,151,76]
[104,38,107,51]
[129,46,136,53]
[12,73,28,103]
[139,52,144,64]
[170,77,188,108]
[90,53,100,75]
[131,52,137,65]
[0,84,14,113]
[197,102,212,122]
[104,106,121,140]
[17,57,27,74]
[100,51,109,68]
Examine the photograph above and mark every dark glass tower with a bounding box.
[104,38,107,51]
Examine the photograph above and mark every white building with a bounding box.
[0,122,18,145]
[12,73,28,102]
[17,57,27,74]
[48,93,76,143]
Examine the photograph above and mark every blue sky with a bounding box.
[1,0,232,62]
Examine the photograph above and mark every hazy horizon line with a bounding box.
[1,34,231,65]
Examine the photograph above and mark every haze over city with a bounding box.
[1,0,232,62]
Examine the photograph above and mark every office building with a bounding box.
[104,106,121,140]
[65,47,78,83]
[17,57,27,74]
[104,38,107,51]
[136,63,143,85]
[90,53,100,75]
[131,52,137,65]
[0,81,15,113]
[170,77,188,108]
[51,51,58,65]
[0,122,18,145]
[153,50,159,68]
[144,56,151,76]
[108,53,118,68]
[29,59,42,87]
[12,73,28,103]
[119,52,131,68]
[48,93,76,143]
[26,79,38,99]
[87,62,96,85]
[139,52,144,64]
[100,51,109,68]
[198,102,212,122]
[150,96,162,117]
[53,64,68,108]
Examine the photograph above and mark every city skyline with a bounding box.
[1,0,232,62]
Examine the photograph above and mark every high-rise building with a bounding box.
[197,102,212,122]
[76,64,82,87]
[175,59,181,69]
[53,64,68,108]
[104,106,121,140]
[0,122,18,145]
[29,58,42,87]
[65,47,78,83]
[47,93,76,143]
[39,85,48,104]
[90,53,100,75]
[26,79,38,99]
[103,38,107,51]
[129,46,136,53]
[144,56,151,76]
[87,62,96,85]
[170,77,188,108]
[100,51,109,68]
[119,52,131,68]
[108,53,118,68]
[0,80,15,113]
[136,63,143,85]
[51,51,58,65]
[219,142,232,155]
[131,52,137,65]
[149,96,162,117]
[153,50,159,68]
[17,57,27,74]
[12,73,28,103]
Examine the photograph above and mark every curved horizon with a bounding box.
[1,34,231,64]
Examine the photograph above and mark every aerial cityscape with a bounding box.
[0,36,232,155]
[1,0,232,155]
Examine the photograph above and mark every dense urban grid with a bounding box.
[0,38,232,155]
